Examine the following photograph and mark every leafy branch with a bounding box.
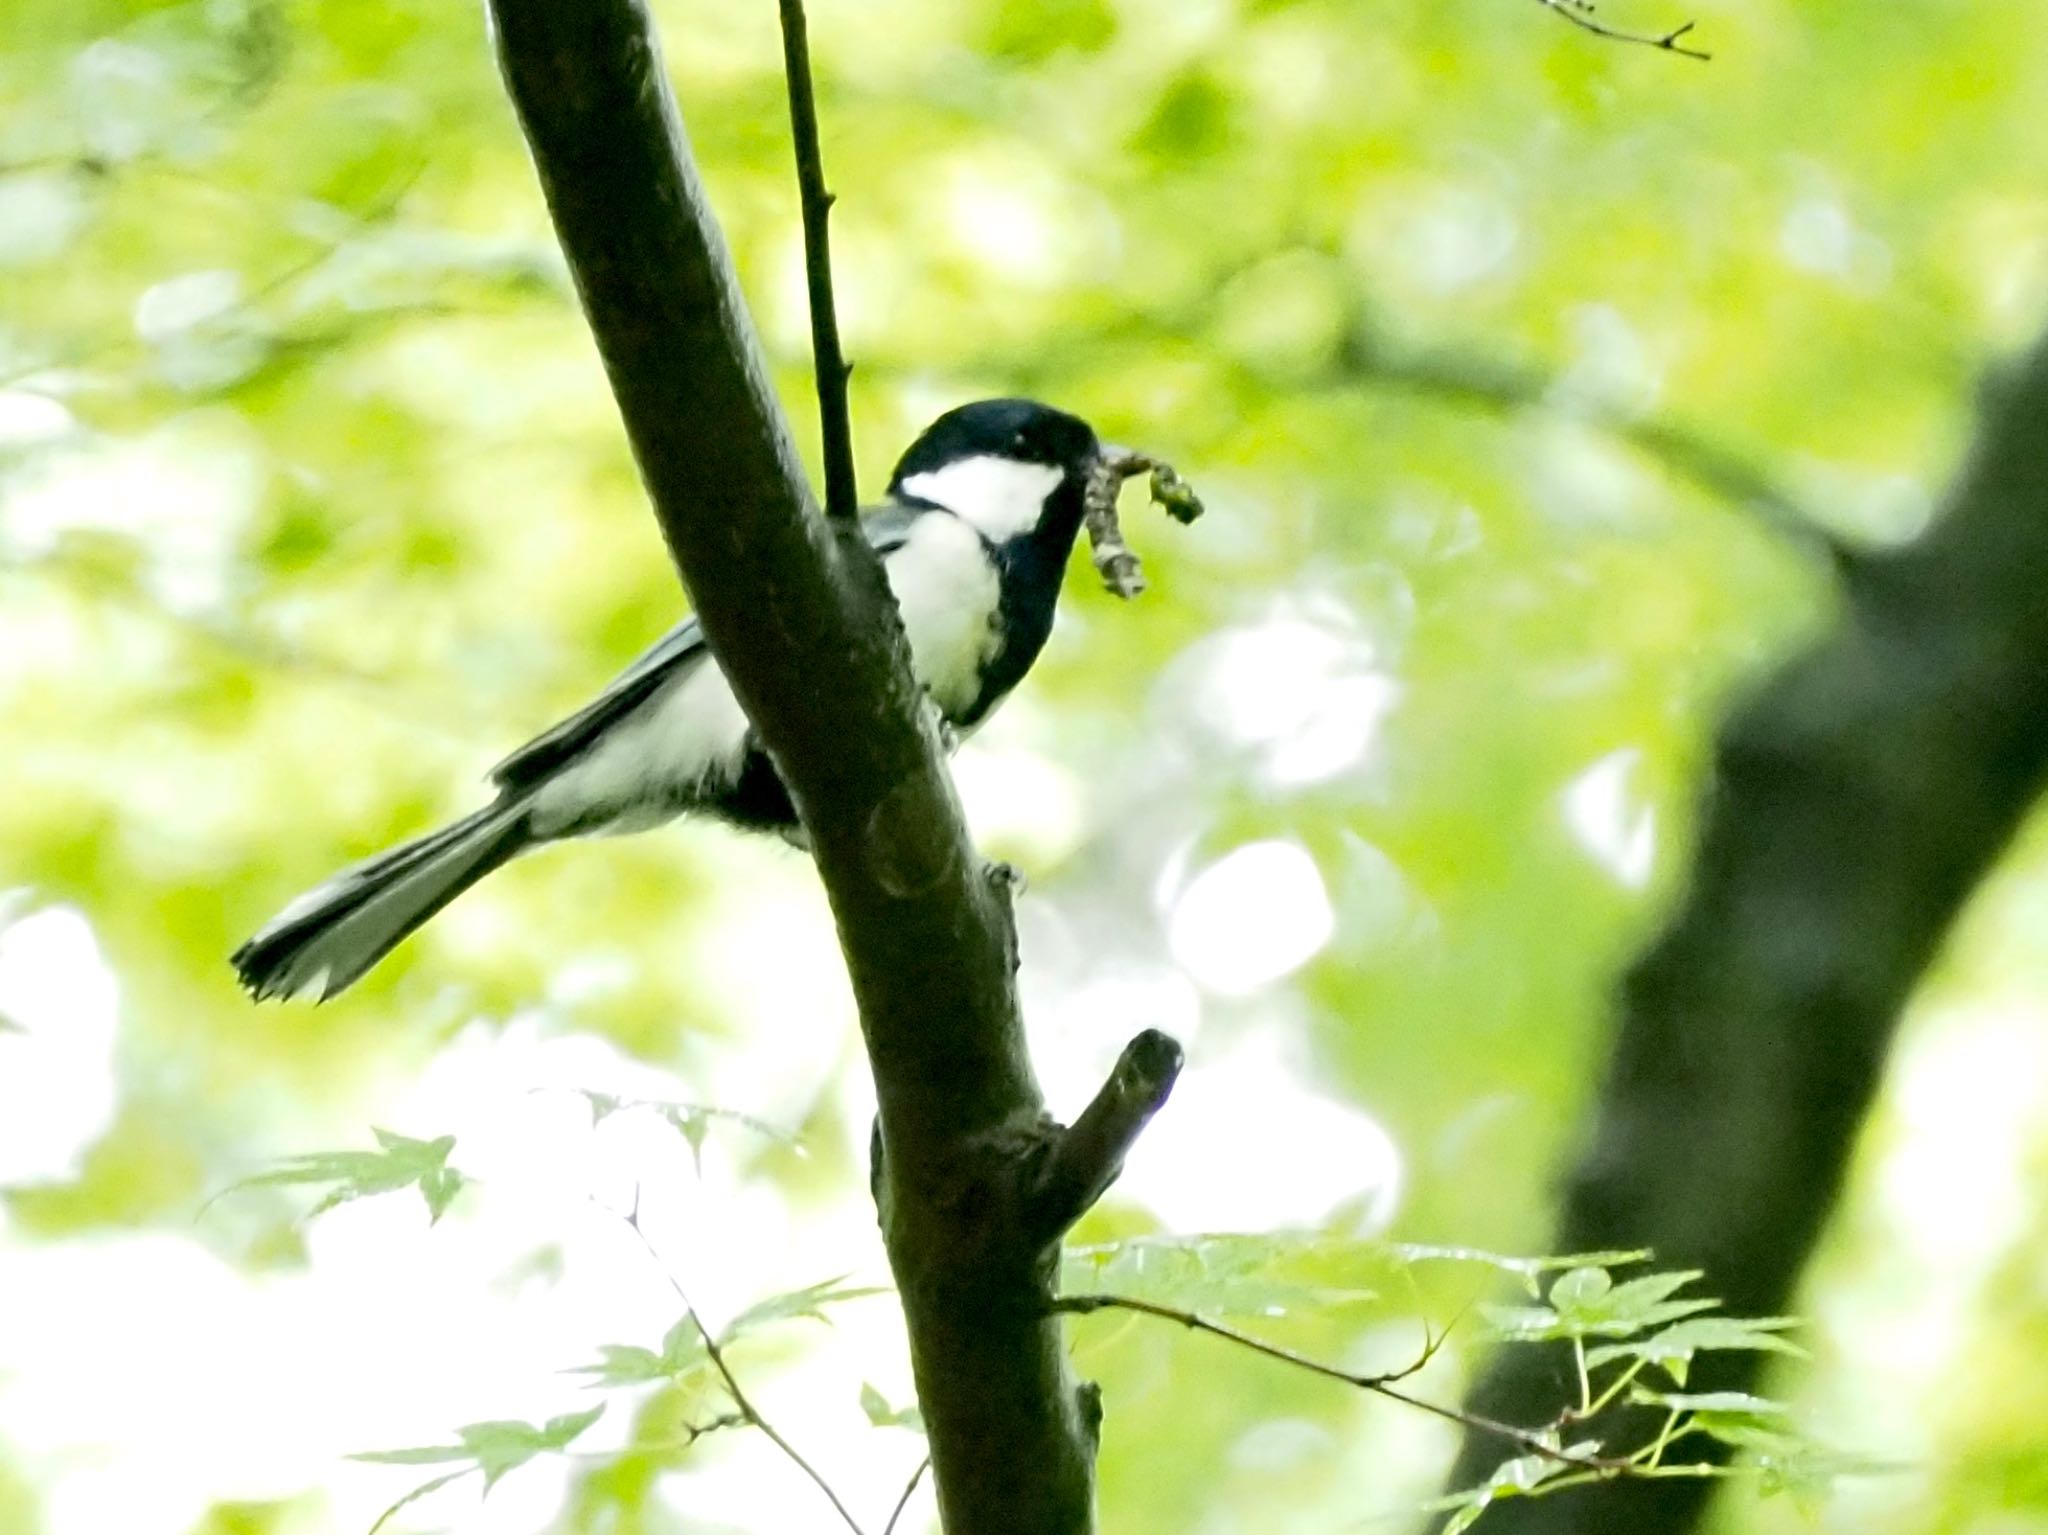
[605,1188,872,1535]
[352,1406,608,1535]
[1056,1249,1849,1532]
[206,1127,466,1223]
[568,1086,801,1170]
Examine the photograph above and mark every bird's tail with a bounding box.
[232,800,531,1002]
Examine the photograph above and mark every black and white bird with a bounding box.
[233,397,1106,1002]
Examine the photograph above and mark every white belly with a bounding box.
[524,511,999,838]
[887,513,1002,718]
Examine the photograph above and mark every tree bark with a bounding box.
[1446,328,2048,1531]
[486,5,1176,1530]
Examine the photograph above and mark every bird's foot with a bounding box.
[919,690,961,754]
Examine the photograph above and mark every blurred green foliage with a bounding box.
[4,0,2048,1532]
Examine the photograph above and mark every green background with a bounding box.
[2,0,2044,1531]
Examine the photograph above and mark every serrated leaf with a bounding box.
[350,1444,474,1467]
[352,1406,603,1496]
[720,1277,886,1343]
[1486,1268,1714,1342]
[1426,1450,1576,1533]
[1630,1389,1789,1416]
[859,1382,925,1433]
[1479,1302,1569,1341]
[566,1344,668,1388]
[212,1129,464,1224]
[458,1405,604,1489]
[365,1469,471,1535]
[1585,1314,1805,1377]
[567,1317,709,1389]
[568,1089,800,1155]
[660,1314,710,1371]
[1061,1232,1379,1318]
[1392,1244,1652,1297]
[1549,1268,1709,1332]
[668,1106,711,1172]
[1547,1267,1612,1312]
[1757,1449,1835,1517]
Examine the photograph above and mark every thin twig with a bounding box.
[610,1190,869,1535]
[1532,0,1711,60]
[566,1412,747,1460]
[881,1456,930,1535]
[1338,330,1850,571]
[0,157,428,393]
[1054,1292,1633,1473]
[777,0,858,521]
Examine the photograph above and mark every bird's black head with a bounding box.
[890,398,1101,488]
[887,398,1101,547]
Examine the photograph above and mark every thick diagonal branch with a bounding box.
[486,6,1170,1531]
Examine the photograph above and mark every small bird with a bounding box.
[233,398,1106,1002]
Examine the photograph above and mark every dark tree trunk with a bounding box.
[1446,328,2048,1533]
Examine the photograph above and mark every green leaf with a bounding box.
[720,1277,886,1343]
[567,1316,710,1389]
[1757,1447,1837,1517]
[1478,1302,1568,1342]
[1630,1389,1789,1416]
[1392,1244,1652,1297]
[660,1315,710,1371]
[1585,1314,1806,1381]
[365,1469,472,1535]
[1487,1267,1714,1342]
[859,1382,926,1433]
[350,1444,474,1467]
[211,1128,465,1224]
[667,1106,711,1172]
[353,1405,603,1494]
[565,1344,668,1388]
[1555,1268,1708,1330]
[571,1090,800,1156]
[1061,1232,1379,1318]
[457,1406,604,1490]
[1548,1266,1612,1312]
[1426,1450,1578,1534]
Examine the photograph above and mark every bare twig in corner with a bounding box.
[777,0,859,521]
[882,1456,931,1535]
[610,1192,869,1535]
[1054,1291,1633,1474]
[1532,0,1711,60]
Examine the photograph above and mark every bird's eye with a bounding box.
[1012,430,1029,450]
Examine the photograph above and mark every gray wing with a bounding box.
[489,506,925,791]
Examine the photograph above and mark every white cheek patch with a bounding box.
[899,455,1064,543]
[888,513,1002,718]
